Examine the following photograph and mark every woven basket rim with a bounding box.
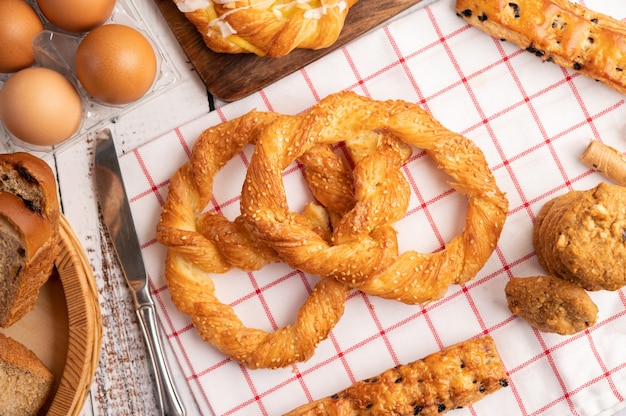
[47,214,102,416]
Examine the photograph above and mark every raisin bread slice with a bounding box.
[0,332,55,416]
[0,153,60,327]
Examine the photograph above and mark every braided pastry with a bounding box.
[173,0,359,57]
[156,110,411,368]
[241,91,509,304]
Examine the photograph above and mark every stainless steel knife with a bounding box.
[94,128,185,416]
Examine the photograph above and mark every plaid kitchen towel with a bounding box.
[118,0,626,414]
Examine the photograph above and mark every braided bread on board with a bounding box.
[173,0,359,57]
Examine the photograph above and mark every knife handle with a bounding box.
[136,303,186,416]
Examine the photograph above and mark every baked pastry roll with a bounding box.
[285,336,508,415]
[173,0,359,57]
[456,0,626,95]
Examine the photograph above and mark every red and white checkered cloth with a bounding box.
[119,0,626,414]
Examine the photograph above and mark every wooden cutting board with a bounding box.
[155,0,425,102]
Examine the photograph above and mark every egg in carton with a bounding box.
[0,0,181,158]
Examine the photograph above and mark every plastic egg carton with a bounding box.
[0,0,181,157]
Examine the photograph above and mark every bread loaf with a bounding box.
[455,0,626,95]
[0,152,60,327]
[0,332,55,416]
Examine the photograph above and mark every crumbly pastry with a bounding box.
[455,0,626,95]
[241,90,509,304]
[157,109,412,369]
[0,152,61,327]
[0,332,55,416]
[533,182,626,291]
[505,276,598,335]
[284,336,508,415]
[173,0,359,57]
[532,189,580,279]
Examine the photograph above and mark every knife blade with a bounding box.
[94,128,185,416]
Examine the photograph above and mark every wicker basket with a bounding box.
[47,214,102,416]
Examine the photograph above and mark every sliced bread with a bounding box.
[0,152,60,327]
[0,332,55,416]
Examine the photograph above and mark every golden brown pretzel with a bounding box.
[173,0,359,57]
[156,110,410,368]
[241,91,509,304]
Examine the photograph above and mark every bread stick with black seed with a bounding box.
[284,336,508,416]
[456,0,626,95]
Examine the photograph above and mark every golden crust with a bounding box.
[240,91,509,305]
[0,192,51,258]
[174,0,359,57]
[285,336,508,415]
[456,0,626,95]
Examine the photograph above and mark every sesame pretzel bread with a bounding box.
[173,0,359,57]
[156,110,411,368]
[241,91,509,304]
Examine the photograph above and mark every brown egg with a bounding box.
[36,0,116,33]
[0,0,45,73]
[75,24,157,106]
[0,67,83,146]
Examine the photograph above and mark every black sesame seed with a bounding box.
[462,9,472,17]
[414,406,423,415]
[591,17,598,23]
[617,67,623,72]
[438,404,447,413]
[478,12,488,21]
[479,386,487,393]
[331,394,339,400]
[366,403,373,409]
[573,62,583,70]
[395,377,403,383]
[499,379,509,387]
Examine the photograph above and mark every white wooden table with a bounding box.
[57,2,210,413]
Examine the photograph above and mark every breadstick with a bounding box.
[581,141,626,186]
[285,336,508,416]
[455,0,626,95]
